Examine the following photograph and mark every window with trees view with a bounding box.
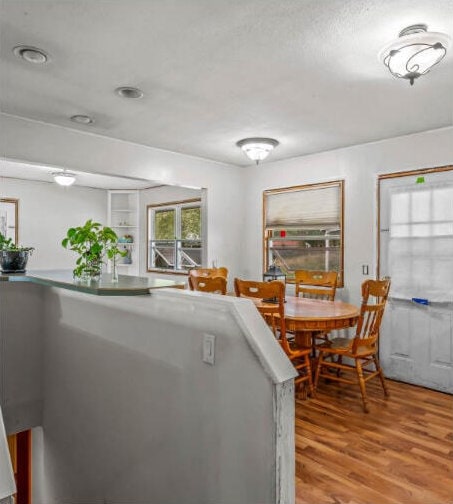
[147,199,203,272]
[263,180,344,286]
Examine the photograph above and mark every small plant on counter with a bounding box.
[0,232,35,273]
[62,219,126,280]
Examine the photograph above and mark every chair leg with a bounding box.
[356,360,369,413]
[314,351,324,391]
[295,378,307,400]
[293,354,314,399]
[270,315,277,337]
[304,354,315,397]
[336,355,343,377]
[373,355,389,397]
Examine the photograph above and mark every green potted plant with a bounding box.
[62,219,126,281]
[0,232,34,273]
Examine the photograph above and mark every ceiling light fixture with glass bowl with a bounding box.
[379,24,451,85]
[53,170,76,187]
[236,138,279,164]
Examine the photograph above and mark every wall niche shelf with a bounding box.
[108,190,140,276]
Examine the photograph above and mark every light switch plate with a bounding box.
[202,334,216,365]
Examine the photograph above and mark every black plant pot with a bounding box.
[0,250,32,273]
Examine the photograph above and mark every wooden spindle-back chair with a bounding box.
[294,269,338,349]
[314,278,391,412]
[234,278,314,397]
[188,267,228,290]
[190,275,227,295]
[294,270,338,301]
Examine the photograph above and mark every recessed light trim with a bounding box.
[115,86,144,99]
[13,45,49,64]
[70,114,94,125]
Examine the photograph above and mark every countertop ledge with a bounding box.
[0,269,185,296]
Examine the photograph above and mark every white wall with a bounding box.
[1,115,451,302]
[0,282,296,504]
[0,114,245,283]
[0,283,44,434]
[243,127,453,306]
[0,177,107,270]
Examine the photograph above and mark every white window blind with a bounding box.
[263,181,344,285]
[265,184,341,230]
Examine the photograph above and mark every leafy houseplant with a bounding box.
[0,232,34,273]
[62,220,126,281]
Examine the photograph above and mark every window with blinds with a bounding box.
[263,180,344,285]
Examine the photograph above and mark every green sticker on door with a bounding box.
[416,176,425,184]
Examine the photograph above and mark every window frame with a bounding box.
[263,180,345,287]
[147,198,203,274]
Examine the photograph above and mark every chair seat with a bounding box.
[318,338,376,357]
[317,337,351,353]
[285,341,311,359]
[329,337,351,349]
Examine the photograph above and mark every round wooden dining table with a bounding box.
[256,296,360,347]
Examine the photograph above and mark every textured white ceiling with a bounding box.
[1,0,452,166]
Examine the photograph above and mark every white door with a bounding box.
[379,168,453,393]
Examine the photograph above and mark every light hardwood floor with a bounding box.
[295,379,453,504]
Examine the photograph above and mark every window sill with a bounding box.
[146,268,189,276]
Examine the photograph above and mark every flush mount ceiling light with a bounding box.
[52,170,76,187]
[70,114,94,125]
[115,86,144,99]
[379,24,451,85]
[13,45,49,64]
[236,138,279,164]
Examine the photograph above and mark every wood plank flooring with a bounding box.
[295,379,453,504]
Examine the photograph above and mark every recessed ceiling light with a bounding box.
[13,45,49,64]
[70,114,94,125]
[115,86,144,99]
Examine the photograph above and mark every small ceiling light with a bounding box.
[236,138,279,164]
[115,86,144,99]
[379,24,451,85]
[52,170,76,187]
[70,114,94,125]
[13,45,49,64]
